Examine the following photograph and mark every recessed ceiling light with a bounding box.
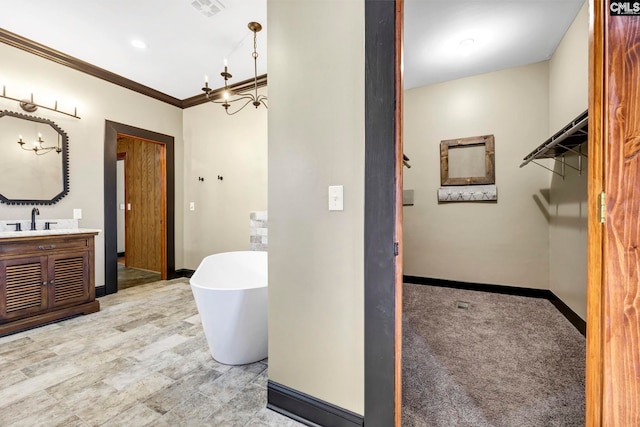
[131,39,147,49]
[459,38,475,55]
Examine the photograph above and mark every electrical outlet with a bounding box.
[73,208,82,219]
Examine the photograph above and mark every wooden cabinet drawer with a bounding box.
[0,235,91,256]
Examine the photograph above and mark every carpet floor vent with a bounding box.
[455,301,471,310]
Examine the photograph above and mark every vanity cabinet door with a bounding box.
[0,255,47,320]
[48,251,90,309]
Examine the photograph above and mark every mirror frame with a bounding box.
[440,134,495,186]
[0,110,69,205]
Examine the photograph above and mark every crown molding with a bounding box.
[0,28,267,109]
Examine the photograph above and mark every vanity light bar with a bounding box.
[1,85,80,119]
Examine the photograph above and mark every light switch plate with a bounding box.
[73,208,82,219]
[328,185,344,211]
[189,202,195,211]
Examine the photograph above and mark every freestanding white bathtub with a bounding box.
[190,251,268,365]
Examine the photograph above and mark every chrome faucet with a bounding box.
[31,207,39,230]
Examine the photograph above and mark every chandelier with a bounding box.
[201,22,267,115]
[17,133,61,155]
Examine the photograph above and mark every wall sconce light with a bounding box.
[17,132,62,155]
[1,85,80,119]
[201,22,268,115]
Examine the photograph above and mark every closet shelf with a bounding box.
[520,109,588,168]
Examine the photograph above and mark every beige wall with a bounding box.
[403,62,551,288]
[0,42,185,288]
[0,39,270,286]
[403,2,588,314]
[548,1,589,319]
[267,0,365,415]
[182,93,267,269]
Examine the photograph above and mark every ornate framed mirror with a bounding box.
[0,110,69,205]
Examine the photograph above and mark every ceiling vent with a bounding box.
[191,0,225,17]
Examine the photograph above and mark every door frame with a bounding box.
[102,120,175,296]
[364,0,403,426]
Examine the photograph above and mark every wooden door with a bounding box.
[116,135,166,276]
[587,2,640,425]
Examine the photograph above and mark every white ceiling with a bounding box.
[0,0,584,101]
[404,0,585,90]
[0,0,267,100]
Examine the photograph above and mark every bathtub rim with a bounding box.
[190,250,267,291]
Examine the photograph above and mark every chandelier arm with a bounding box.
[18,133,63,155]
[207,93,255,105]
[35,148,55,156]
[224,95,256,104]
[225,98,255,115]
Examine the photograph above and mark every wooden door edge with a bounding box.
[585,0,605,425]
[394,0,404,425]
[160,144,168,280]
[117,151,127,267]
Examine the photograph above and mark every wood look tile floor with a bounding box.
[117,264,162,290]
[0,278,302,427]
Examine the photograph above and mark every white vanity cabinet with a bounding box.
[0,232,100,335]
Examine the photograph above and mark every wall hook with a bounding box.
[198,176,205,182]
[217,175,224,181]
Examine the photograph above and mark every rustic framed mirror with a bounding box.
[0,110,69,205]
[440,134,495,186]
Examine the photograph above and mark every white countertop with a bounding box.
[0,229,101,239]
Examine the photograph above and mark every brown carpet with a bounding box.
[402,283,585,427]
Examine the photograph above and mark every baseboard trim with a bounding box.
[403,275,586,336]
[547,291,586,336]
[403,275,552,298]
[117,252,125,258]
[171,269,195,279]
[96,286,106,298]
[267,381,364,427]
